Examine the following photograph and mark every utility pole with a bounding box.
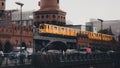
[97,19,103,46]
[15,2,24,64]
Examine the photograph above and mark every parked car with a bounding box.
[79,47,92,54]
[9,50,20,60]
[107,50,115,54]
[47,50,62,54]
[79,47,87,54]
[66,49,79,54]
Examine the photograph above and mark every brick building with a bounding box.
[0,0,33,53]
[34,0,66,27]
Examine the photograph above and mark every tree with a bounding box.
[98,26,114,35]
[98,29,108,34]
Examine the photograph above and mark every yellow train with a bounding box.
[39,24,78,37]
[39,24,113,41]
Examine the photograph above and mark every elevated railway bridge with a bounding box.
[33,28,77,51]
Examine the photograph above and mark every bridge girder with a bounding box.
[34,35,76,51]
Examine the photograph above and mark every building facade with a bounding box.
[12,10,33,26]
[34,0,66,27]
[0,0,33,53]
[86,20,120,36]
[0,0,5,17]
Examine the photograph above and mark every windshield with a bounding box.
[40,24,46,29]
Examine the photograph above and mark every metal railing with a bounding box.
[0,53,32,66]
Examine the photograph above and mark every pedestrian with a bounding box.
[0,51,4,65]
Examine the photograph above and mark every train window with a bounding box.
[84,31,86,35]
[48,25,49,29]
[54,26,57,30]
[40,24,45,29]
[49,25,51,29]
[61,28,64,31]
[83,31,85,34]
[91,33,93,36]
[99,34,100,36]
[69,29,71,32]
[50,26,53,29]
[65,28,67,32]
[58,27,60,30]
[89,33,91,36]
[66,28,68,32]
[73,30,75,33]
[74,30,77,33]
[93,33,95,36]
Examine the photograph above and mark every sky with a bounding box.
[6,0,120,25]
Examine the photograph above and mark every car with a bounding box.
[93,50,103,54]
[9,50,20,60]
[107,50,115,54]
[66,49,79,54]
[47,50,62,54]
[79,47,87,54]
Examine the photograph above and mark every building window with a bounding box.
[58,16,60,18]
[18,27,20,30]
[1,28,4,32]
[15,27,17,30]
[61,16,62,19]
[57,0,59,4]
[53,15,56,18]
[41,21,44,23]
[2,2,4,6]
[37,16,39,18]
[64,17,65,19]
[29,20,33,25]
[18,21,20,25]
[23,21,26,26]
[41,15,44,18]
[46,15,49,18]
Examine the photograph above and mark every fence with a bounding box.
[0,53,31,66]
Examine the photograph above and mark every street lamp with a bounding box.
[15,2,24,64]
[15,2,24,52]
[33,25,36,53]
[97,19,103,46]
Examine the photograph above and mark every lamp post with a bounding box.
[33,25,36,53]
[97,19,103,46]
[15,2,24,64]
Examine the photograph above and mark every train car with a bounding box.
[77,31,118,51]
[87,31,114,41]
[39,24,78,38]
[39,23,114,41]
